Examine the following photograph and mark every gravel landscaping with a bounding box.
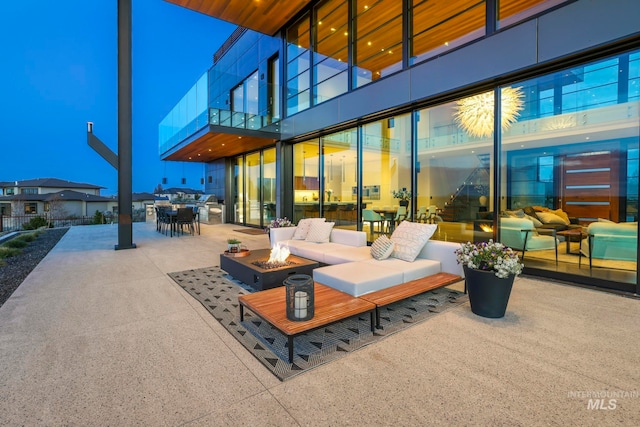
[0,228,68,308]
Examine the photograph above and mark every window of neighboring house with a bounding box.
[24,203,37,214]
[21,188,38,194]
[6,188,15,195]
[44,202,50,212]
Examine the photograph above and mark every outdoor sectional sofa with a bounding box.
[269,219,464,297]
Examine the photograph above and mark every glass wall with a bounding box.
[498,0,567,29]
[314,0,349,104]
[233,148,277,228]
[233,157,244,223]
[498,52,639,282]
[353,0,403,88]
[286,13,311,116]
[361,114,412,237]
[283,0,568,116]
[268,56,281,123]
[284,49,638,291]
[293,140,321,223]
[410,0,485,66]
[322,129,358,227]
[263,148,277,223]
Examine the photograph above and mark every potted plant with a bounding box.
[392,188,412,207]
[227,238,242,253]
[456,239,523,318]
[264,217,293,243]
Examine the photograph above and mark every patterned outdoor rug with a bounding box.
[169,266,468,381]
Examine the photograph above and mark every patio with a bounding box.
[0,222,638,425]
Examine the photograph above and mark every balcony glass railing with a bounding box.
[209,108,278,131]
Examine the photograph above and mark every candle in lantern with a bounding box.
[294,291,308,319]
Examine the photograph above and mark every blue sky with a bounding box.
[0,0,236,195]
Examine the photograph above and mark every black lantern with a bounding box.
[285,274,314,321]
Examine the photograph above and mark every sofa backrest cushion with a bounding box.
[293,217,325,240]
[329,228,367,247]
[587,221,637,235]
[305,221,335,243]
[390,221,437,262]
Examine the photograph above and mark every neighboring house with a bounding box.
[132,192,156,210]
[0,178,115,217]
[155,187,203,204]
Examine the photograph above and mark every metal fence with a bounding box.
[0,210,149,232]
[0,215,99,232]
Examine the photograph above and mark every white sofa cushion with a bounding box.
[390,221,437,262]
[305,221,335,243]
[292,218,325,240]
[371,235,394,260]
[324,245,372,264]
[361,258,441,283]
[313,262,404,297]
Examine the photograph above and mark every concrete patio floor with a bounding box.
[0,222,638,426]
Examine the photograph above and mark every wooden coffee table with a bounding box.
[557,228,587,254]
[239,283,376,363]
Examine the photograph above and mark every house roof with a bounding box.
[0,178,103,190]
[132,192,155,202]
[0,190,113,203]
[160,187,202,195]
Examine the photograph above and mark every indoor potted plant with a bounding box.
[392,188,412,207]
[456,239,523,318]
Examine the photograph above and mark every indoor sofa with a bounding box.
[580,221,638,262]
[270,219,463,297]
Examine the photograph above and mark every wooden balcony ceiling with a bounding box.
[166,0,311,36]
[164,132,277,163]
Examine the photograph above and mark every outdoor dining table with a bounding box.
[164,209,200,237]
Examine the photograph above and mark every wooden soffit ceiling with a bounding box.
[163,129,277,163]
[166,0,311,36]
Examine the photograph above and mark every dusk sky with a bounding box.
[0,0,236,196]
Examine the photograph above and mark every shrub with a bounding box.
[0,246,22,258]
[23,216,48,230]
[2,239,28,249]
[93,210,105,225]
[15,233,37,243]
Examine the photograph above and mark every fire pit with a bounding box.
[220,247,319,291]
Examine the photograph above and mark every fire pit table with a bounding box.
[220,248,319,291]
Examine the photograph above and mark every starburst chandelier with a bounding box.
[454,87,524,138]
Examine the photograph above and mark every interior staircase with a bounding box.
[440,154,490,222]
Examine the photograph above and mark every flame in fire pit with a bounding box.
[479,223,493,233]
[267,243,291,266]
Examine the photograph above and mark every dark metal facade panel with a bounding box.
[537,0,640,63]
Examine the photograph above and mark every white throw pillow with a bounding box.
[305,221,335,243]
[390,221,437,262]
[293,217,326,240]
[370,235,394,260]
